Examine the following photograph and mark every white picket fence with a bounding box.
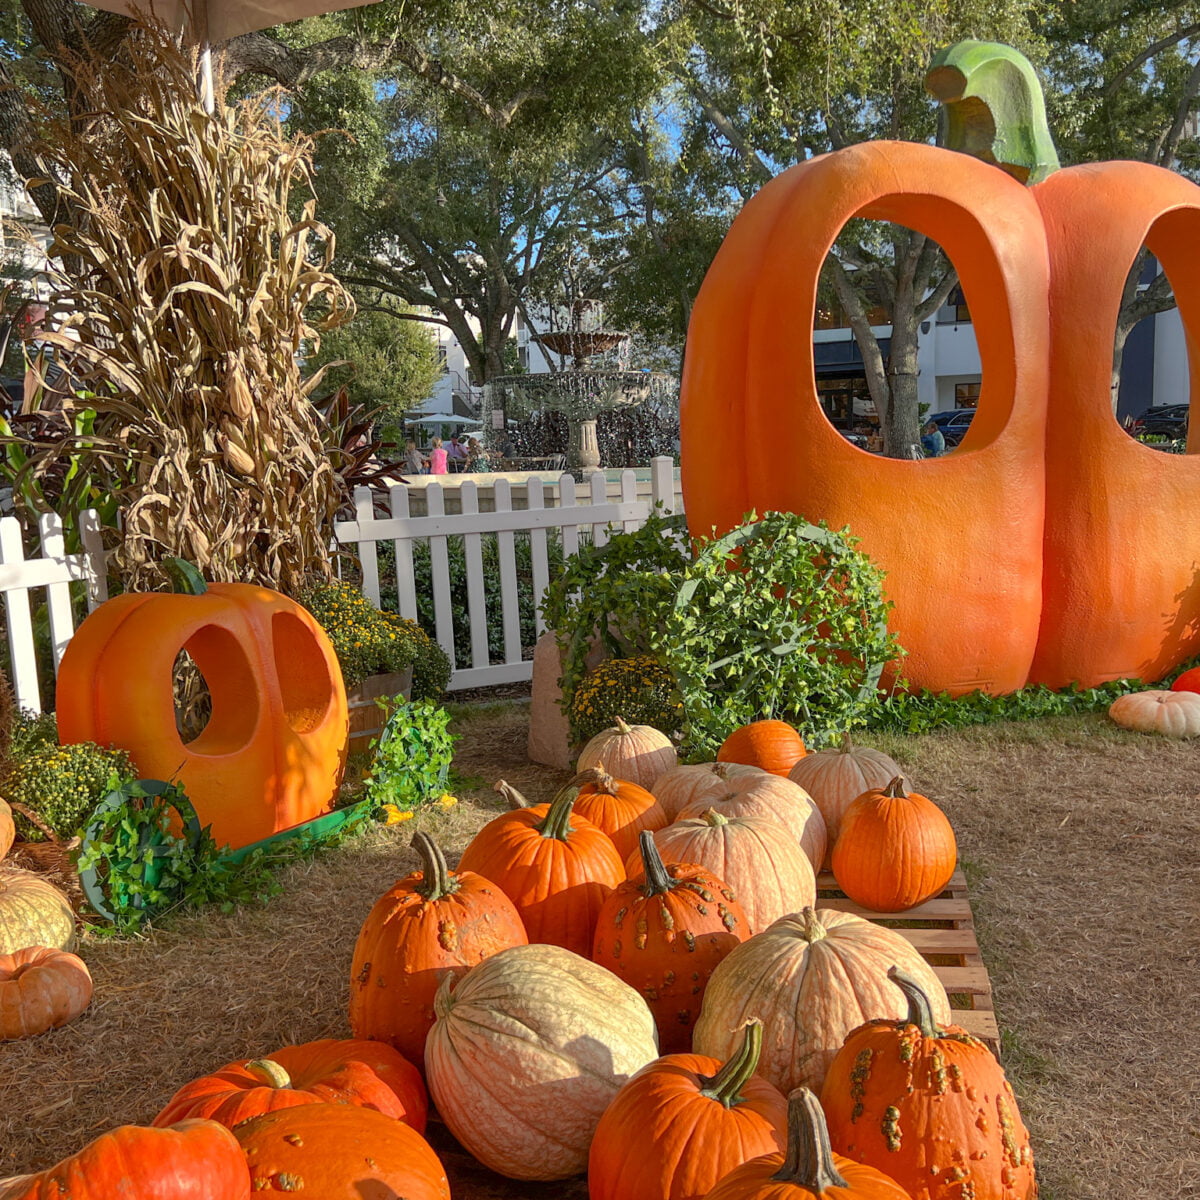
[334,457,680,690]
[0,510,108,714]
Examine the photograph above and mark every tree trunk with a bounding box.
[883,321,923,458]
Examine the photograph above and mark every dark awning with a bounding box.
[813,335,890,379]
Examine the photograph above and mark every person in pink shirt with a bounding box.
[428,436,449,475]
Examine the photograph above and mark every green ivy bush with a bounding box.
[9,741,136,841]
[364,699,457,815]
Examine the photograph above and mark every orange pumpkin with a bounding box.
[636,811,815,936]
[821,967,1037,1200]
[718,720,807,777]
[348,831,528,1065]
[55,567,347,850]
[676,773,826,873]
[702,1088,912,1200]
[787,736,902,866]
[831,777,957,912]
[458,778,624,956]
[573,766,670,861]
[588,1021,787,1200]
[153,1037,427,1133]
[0,799,13,862]
[0,946,92,1040]
[593,831,749,1052]
[233,1104,449,1200]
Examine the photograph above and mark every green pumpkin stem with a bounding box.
[638,831,675,897]
[245,1059,291,1089]
[412,831,459,901]
[700,808,729,828]
[698,1020,764,1109]
[162,558,207,595]
[888,966,941,1039]
[925,40,1060,186]
[537,781,583,841]
[883,776,908,799]
[772,1088,849,1189]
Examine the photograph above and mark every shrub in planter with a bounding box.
[364,701,456,815]
[569,655,683,743]
[9,742,135,842]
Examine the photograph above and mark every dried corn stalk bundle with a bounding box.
[23,24,353,593]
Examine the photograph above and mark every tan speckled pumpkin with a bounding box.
[677,773,826,873]
[633,812,815,936]
[651,762,769,821]
[0,946,92,1040]
[693,907,952,1095]
[424,943,659,1181]
[787,736,903,865]
[577,717,677,789]
[0,800,13,862]
[0,869,75,956]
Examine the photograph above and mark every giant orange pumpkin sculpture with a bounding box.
[56,561,348,849]
[681,39,1200,694]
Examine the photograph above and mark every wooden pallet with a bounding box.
[816,867,1000,1054]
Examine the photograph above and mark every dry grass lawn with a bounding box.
[1,702,1197,1200]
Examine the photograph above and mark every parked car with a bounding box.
[1128,404,1188,440]
[928,408,975,446]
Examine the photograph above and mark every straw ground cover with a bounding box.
[0,702,1195,1199]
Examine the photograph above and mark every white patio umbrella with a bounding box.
[79,0,380,111]
[408,414,482,425]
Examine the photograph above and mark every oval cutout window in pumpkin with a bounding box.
[56,561,348,850]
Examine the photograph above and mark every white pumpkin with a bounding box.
[787,735,903,865]
[1108,689,1200,738]
[693,907,952,1095]
[677,772,826,872]
[0,869,75,956]
[424,943,659,1181]
[651,761,771,821]
[577,717,677,789]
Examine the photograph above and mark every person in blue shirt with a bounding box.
[921,420,946,458]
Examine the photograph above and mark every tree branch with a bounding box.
[1153,53,1200,168]
[1102,22,1200,98]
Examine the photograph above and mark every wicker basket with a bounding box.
[7,801,85,910]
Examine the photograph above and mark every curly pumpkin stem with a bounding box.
[698,1020,764,1109]
[493,780,531,810]
[925,40,1060,186]
[567,766,609,793]
[888,966,941,1038]
[883,775,908,799]
[638,831,675,897]
[537,781,583,841]
[773,1088,849,1189]
[413,831,459,901]
[245,1059,291,1089]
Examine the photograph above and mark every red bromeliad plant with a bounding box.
[458,778,624,956]
[348,832,527,1066]
[593,831,749,1052]
[821,968,1036,1200]
[153,1038,427,1133]
[588,1021,787,1200]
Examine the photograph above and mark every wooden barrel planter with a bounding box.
[347,669,414,756]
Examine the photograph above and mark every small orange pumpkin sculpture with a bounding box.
[831,777,957,912]
[573,766,670,860]
[153,1037,427,1133]
[702,1087,913,1200]
[593,831,750,1052]
[56,562,347,850]
[234,1104,449,1200]
[458,778,625,956]
[821,968,1037,1200]
[0,946,92,1041]
[348,831,528,1065]
[588,1020,787,1200]
[718,720,808,777]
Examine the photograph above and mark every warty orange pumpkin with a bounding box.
[425,942,659,1180]
[348,830,527,1064]
[831,777,957,912]
[153,1037,427,1133]
[593,830,750,1052]
[693,907,951,1094]
[588,1020,787,1200]
[636,811,815,936]
[701,1088,913,1200]
[458,778,624,956]
[821,967,1037,1200]
[0,946,92,1041]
